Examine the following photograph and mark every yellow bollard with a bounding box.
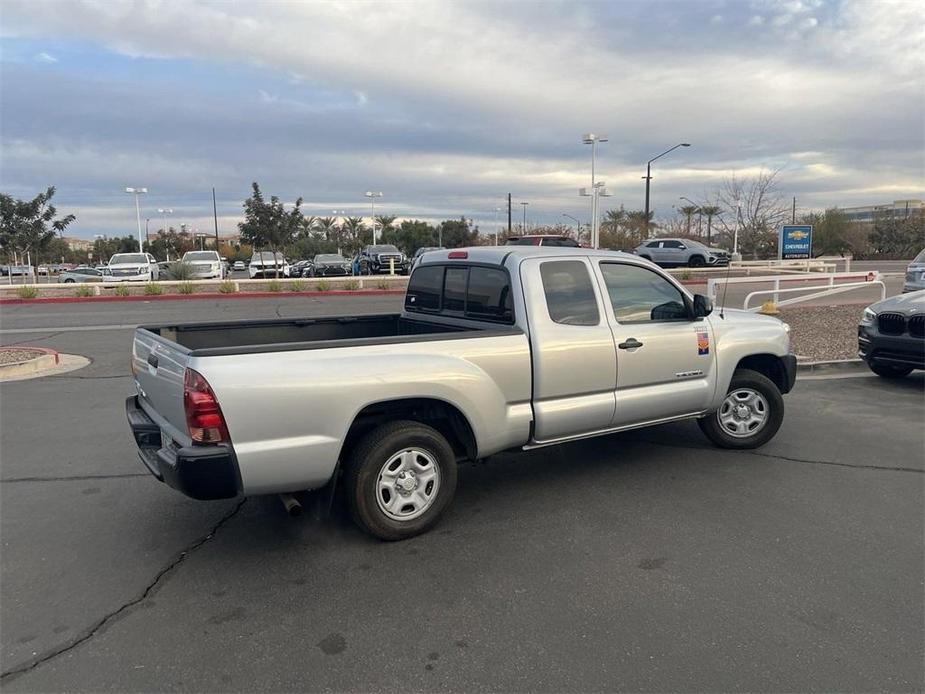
[389,258,395,275]
[759,300,781,316]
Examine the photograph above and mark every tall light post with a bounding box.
[124,187,147,252]
[581,133,607,251]
[642,143,689,237]
[519,202,529,232]
[579,182,611,248]
[365,191,383,243]
[494,207,503,245]
[562,213,581,244]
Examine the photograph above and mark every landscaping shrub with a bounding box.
[289,280,305,292]
[114,285,130,297]
[343,279,360,290]
[218,280,236,294]
[16,286,38,299]
[678,269,692,280]
[144,283,164,296]
[267,280,283,292]
[165,262,195,281]
[177,282,195,295]
[376,280,391,290]
[74,285,93,298]
[315,279,331,292]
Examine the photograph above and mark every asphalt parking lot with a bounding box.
[1,296,923,692]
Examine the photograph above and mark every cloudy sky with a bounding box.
[1,0,922,239]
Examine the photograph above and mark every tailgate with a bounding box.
[132,327,191,444]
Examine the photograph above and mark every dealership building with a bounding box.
[840,199,923,223]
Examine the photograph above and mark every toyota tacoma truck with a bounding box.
[127,247,796,540]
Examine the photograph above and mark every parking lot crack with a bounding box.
[639,439,923,474]
[0,498,247,682]
[1,472,150,484]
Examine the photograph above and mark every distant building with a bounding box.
[62,237,92,252]
[840,199,923,223]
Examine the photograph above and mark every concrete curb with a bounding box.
[796,358,865,374]
[0,347,61,378]
[0,289,407,305]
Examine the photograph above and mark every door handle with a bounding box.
[147,354,159,369]
[618,338,643,350]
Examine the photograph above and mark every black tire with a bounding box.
[344,420,458,541]
[698,368,784,449]
[63,278,75,283]
[688,255,706,268]
[868,362,913,378]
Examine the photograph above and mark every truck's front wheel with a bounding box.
[345,421,458,541]
[698,368,784,449]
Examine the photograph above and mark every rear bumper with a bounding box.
[125,396,241,500]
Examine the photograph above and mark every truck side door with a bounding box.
[521,257,617,441]
[594,261,716,427]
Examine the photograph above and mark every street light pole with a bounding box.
[125,187,148,252]
[642,143,690,237]
[519,202,529,232]
[680,196,701,237]
[494,207,503,245]
[582,133,607,250]
[365,191,383,244]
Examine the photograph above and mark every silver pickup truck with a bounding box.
[127,247,796,540]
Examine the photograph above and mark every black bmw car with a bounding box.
[858,290,925,378]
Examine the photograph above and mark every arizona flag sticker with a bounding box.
[695,328,710,355]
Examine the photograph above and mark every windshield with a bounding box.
[183,251,219,261]
[914,249,925,263]
[369,245,400,253]
[252,252,285,261]
[315,254,345,262]
[109,254,146,264]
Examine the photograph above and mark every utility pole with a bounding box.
[507,193,512,235]
[213,188,220,250]
[792,196,796,224]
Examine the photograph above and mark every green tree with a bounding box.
[599,207,651,250]
[0,187,76,270]
[238,182,304,277]
[380,220,438,255]
[317,217,338,240]
[800,208,851,257]
[342,216,367,254]
[868,210,923,258]
[375,215,397,236]
[438,217,478,248]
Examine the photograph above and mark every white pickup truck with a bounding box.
[127,247,796,540]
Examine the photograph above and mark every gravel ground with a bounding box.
[780,303,864,362]
[0,348,46,365]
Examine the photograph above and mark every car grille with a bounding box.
[377,254,402,263]
[909,316,925,339]
[877,312,906,335]
[112,269,139,276]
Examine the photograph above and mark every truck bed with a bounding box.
[143,313,497,356]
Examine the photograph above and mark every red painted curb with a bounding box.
[0,289,407,305]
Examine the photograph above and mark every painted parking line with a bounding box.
[0,324,138,334]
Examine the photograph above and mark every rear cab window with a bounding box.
[405,264,514,323]
[539,260,600,326]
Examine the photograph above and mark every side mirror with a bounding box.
[693,294,713,318]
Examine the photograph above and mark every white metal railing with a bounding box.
[707,271,885,311]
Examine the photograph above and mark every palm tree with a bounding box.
[343,216,366,245]
[679,205,699,237]
[699,205,721,244]
[375,215,397,235]
[301,215,318,238]
[317,217,337,240]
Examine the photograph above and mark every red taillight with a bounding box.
[448,251,468,259]
[183,368,229,444]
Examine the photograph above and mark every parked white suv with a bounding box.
[248,251,290,279]
[181,250,224,279]
[106,253,159,281]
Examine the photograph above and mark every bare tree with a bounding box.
[712,168,789,258]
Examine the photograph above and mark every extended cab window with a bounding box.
[405,265,442,311]
[405,265,514,323]
[540,260,599,326]
[600,263,688,323]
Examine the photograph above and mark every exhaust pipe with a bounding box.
[279,493,303,517]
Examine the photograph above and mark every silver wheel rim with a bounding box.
[376,448,441,521]
[717,388,769,438]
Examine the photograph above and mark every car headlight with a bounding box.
[860,307,876,325]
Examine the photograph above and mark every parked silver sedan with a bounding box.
[60,266,105,283]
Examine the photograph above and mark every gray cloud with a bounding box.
[0,0,922,237]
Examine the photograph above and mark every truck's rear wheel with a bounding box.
[344,420,457,541]
[698,368,784,449]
